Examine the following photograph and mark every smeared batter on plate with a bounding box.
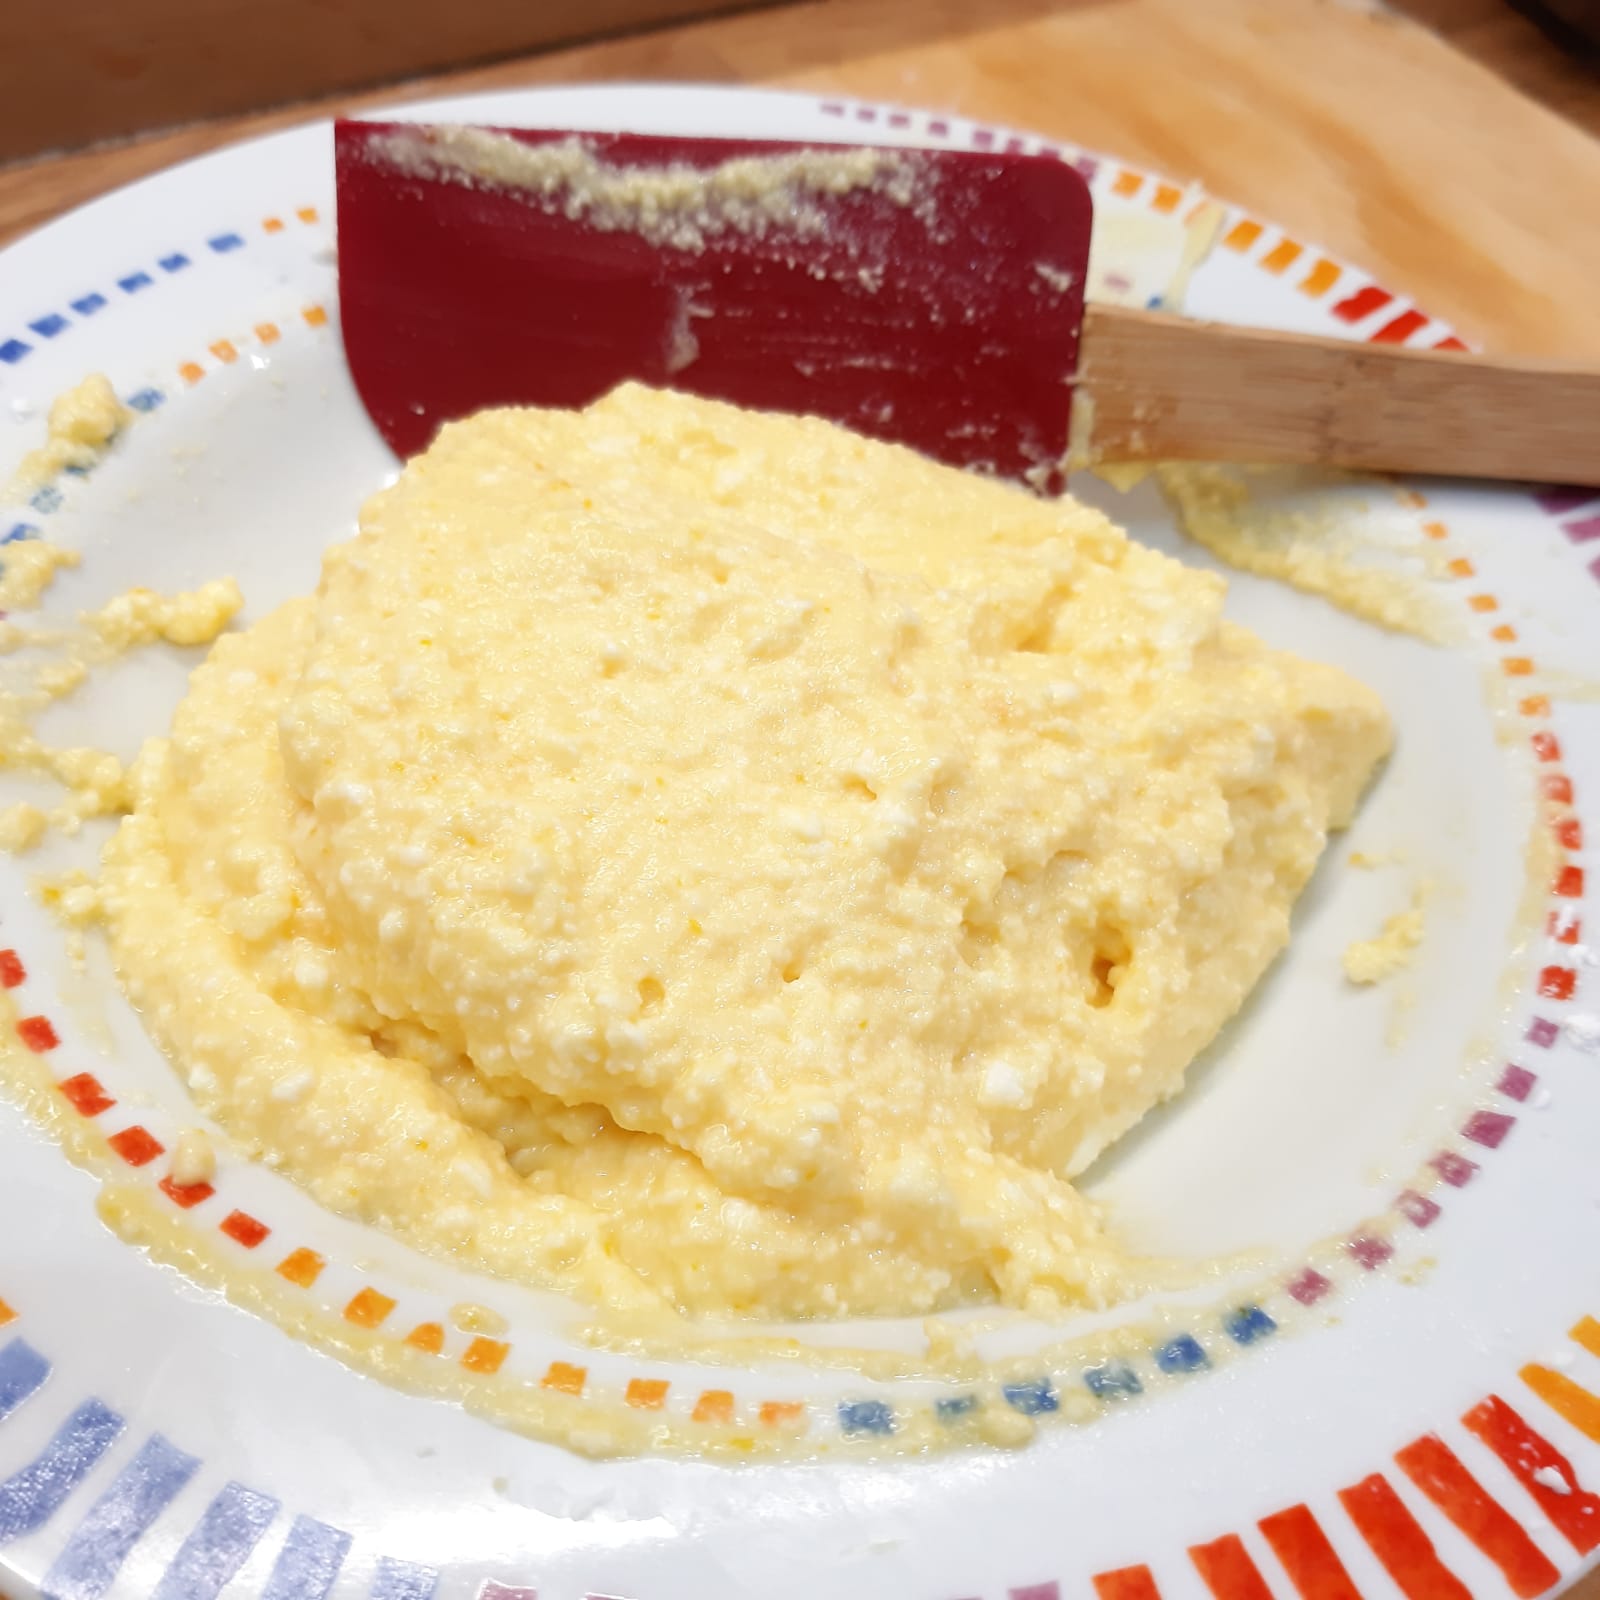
[100,385,1392,1323]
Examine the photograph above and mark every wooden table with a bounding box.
[2,0,1599,363]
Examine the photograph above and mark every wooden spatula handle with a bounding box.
[1080,302,1600,488]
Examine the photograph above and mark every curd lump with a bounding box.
[11,373,131,490]
[101,385,1392,1322]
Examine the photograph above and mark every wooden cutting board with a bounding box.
[1,0,1598,368]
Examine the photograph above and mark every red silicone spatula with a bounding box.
[335,120,1091,491]
[336,119,1600,489]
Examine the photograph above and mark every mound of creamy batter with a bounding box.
[101,385,1391,1321]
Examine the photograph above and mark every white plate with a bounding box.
[0,83,1597,1600]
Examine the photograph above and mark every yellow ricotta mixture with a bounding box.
[1155,463,1444,640]
[1343,886,1429,986]
[0,802,48,852]
[88,580,244,650]
[10,374,132,492]
[99,385,1391,1324]
[0,388,244,856]
[0,539,82,610]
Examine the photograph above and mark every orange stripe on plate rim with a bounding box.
[461,1336,509,1375]
[693,1389,734,1424]
[1258,1503,1363,1600]
[542,1361,586,1394]
[343,1287,396,1328]
[1337,1472,1471,1600]
[1189,1533,1274,1600]
[1522,1364,1600,1442]
[1462,1394,1600,1556]
[1372,308,1429,345]
[1300,258,1340,297]
[275,1247,324,1287]
[405,1322,444,1355]
[1093,1565,1162,1600]
[626,1378,670,1409]
[219,1209,267,1247]
[1571,1317,1600,1359]
[1395,1433,1559,1598]
[1261,239,1303,273]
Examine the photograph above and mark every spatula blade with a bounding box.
[335,120,1092,487]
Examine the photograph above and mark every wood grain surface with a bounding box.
[1394,0,1600,137]
[1081,301,1600,483]
[1,0,1599,364]
[0,0,779,165]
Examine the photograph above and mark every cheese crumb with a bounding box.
[38,660,88,700]
[269,1066,317,1104]
[36,869,102,928]
[35,868,103,970]
[0,377,242,858]
[0,541,81,611]
[1090,461,1153,493]
[11,373,132,491]
[88,578,244,650]
[1344,886,1428,986]
[1157,463,1443,640]
[449,1301,509,1335]
[978,1059,1031,1109]
[1347,849,1401,870]
[976,1400,1037,1448]
[171,1127,216,1187]
[46,748,127,820]
[0,803,48,853]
